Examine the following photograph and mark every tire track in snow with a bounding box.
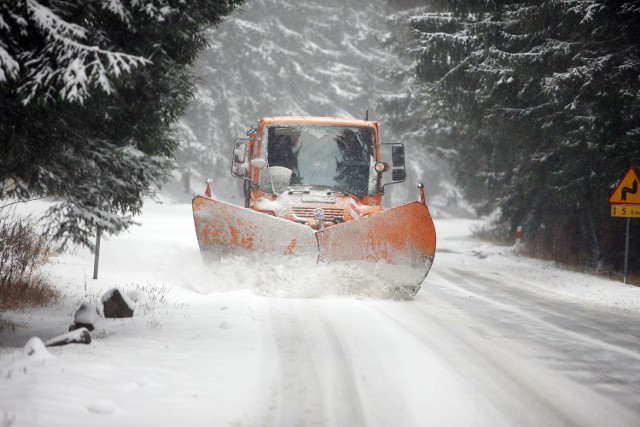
[372,300,584,426]
[437,267,640,361]
[371,297,640,426]
[412,267,640,423]
[265,299,366,427]
[431,266,640,413]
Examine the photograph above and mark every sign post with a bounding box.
[624,218,630,284]
[609,166,640,284]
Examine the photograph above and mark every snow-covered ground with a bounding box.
[1,201,640,426]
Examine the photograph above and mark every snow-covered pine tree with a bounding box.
[378,0,466,212]
[0,0,244,250]
[407,0,640,271]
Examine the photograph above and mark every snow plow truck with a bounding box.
[192,116,436,295]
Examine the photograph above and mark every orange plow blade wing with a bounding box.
[320,202,436,288]
[192,196,317,258]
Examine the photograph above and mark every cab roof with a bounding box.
[258,116,378,128]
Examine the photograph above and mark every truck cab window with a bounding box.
[266,125,374,195]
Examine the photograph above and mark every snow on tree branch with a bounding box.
[14,0,150,104]
[41,138,174,251]
[27,0,87,40]
[0,1,153,104]
[101,0,133,26]
[0,44,20,82]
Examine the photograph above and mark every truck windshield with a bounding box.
[265,125,376,195]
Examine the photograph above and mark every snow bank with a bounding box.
[434,219,640,314]
[23,337,53,360]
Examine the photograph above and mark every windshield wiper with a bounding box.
[287,185,355,196]
[326,186,351,195]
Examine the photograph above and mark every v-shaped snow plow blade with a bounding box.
[193,196,436,293]
[192,196,317,258]
[319,201,436,289]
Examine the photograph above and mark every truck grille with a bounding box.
[293,207,345,220]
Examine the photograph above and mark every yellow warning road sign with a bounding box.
[609,167,640,204]
[611,205,640,218]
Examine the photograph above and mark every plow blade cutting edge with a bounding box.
[192,196,436,290]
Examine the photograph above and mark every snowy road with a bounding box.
[2,202,640,426]
[247,270,640,426]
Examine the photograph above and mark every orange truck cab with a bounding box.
[232,116,406,227]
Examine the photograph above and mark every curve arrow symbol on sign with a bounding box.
[622,179,638,202]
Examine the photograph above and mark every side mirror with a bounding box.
[234,144,247,163]
[392,169,406,181]
[391,145,405,167]
[380,142,407,190]
[231,138,249,178]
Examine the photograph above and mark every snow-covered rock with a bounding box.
[70,302,99,331]
[74,302,98,324]
[102,288,134,318]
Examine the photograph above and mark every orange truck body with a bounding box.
[192,116,436,294]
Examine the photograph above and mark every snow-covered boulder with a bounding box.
[69,302,99,331]
[102,288,134,318]
[23,337,54,360]
[45,328,92,347]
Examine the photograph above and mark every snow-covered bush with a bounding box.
[0,209,60,331]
